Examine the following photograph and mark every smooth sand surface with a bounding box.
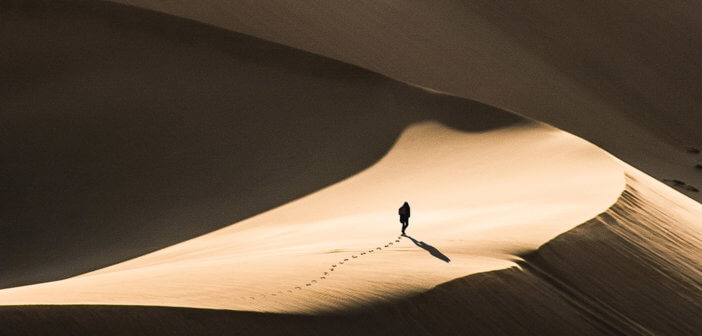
[1,165,700,335]
[0,1,521,288]
[0,121,624,313]
[108,0,702,201]
[1,1,701,335]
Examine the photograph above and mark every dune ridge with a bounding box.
[1,168,700,335]
[1,1,701,335]
[0,0,521,288]
[107,0,702,201]
[0,121,624,313]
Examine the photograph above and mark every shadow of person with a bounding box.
[404,235,451,263]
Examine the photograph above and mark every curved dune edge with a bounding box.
[0,0,526,289]
[0,121,624,313]
[2,1,700,334]
[1,167,700,335]
[106,0,702,202]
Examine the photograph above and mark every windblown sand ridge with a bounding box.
[0,121,623,313]
[1,167,700,335]
[1,1,701,335]
[108,0,702,201]
[0,1,519,288]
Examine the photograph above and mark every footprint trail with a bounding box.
[240,236,405,303]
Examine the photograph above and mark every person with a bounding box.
[398,202,410,235]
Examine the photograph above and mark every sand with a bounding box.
[0,1,521,288]
[0,121,623,313]
[107,0,702,201]
[1,1,701,335]
[1,166,700,335]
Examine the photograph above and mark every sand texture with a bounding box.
[1,169,700,335]
[1,1,701,335]
[106,0,702,201]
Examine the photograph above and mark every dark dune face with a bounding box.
[107,0,702,201]
[1,3,701,335]
[0,1,522,288]
[463,1,702,145]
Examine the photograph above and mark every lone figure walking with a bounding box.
[398,202,410,235]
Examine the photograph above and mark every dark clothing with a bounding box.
[399,203,410,234]
[399,205,410,218]
[400,217,409,235]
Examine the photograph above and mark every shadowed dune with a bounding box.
[0,1,521,288]
[0,120,623,312]
[1,170,700,335]
[107,0,702,201]
[2,1,702,335]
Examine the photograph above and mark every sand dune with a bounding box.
[0,121,623,313]
[1,1,701,335]
[1,166,700,335]
[0,1,519,288]
[107,0,702,201]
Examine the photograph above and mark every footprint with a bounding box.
[235,239,415,298]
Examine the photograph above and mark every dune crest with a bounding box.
[0,0,522,288]
[2,2,701,334]
[108,0,702,201]
[0,121,623,313]
[2,143,701,334]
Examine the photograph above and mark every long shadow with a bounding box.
[404,235,451,263]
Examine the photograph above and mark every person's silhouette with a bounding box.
[398,202,410,235]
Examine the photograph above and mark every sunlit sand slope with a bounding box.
[109,0,702,201]
[1,167,700,335]
[517,166,702,335]
[2,2,701,335]
[0,1,521,288]
[0,121,624,313]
